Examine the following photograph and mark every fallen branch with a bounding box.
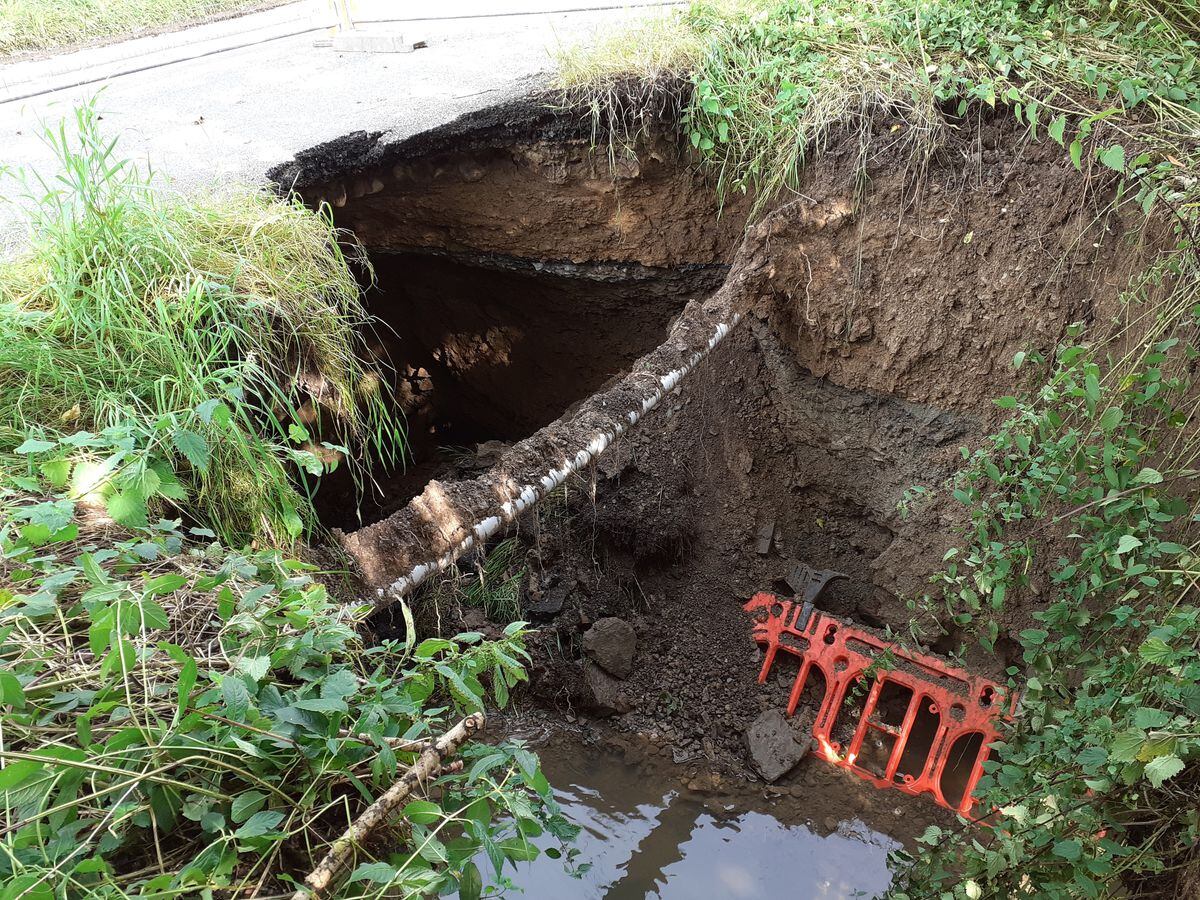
[291,713,485,900]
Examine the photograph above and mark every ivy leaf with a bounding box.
[1144,754,1185,788]
[1098,143,1126,172]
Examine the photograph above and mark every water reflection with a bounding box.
[501,743,898,899]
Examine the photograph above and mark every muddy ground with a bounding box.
[279,97,1162,846]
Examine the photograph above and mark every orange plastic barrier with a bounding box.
[745,592,1016,816]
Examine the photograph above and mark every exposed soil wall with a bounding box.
[274,100,1165,841]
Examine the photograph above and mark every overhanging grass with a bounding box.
[0,0,283,57]
[0,102,401,544]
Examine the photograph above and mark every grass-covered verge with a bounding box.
[0,0,283,58]
[1,102,401,547]
[560,1,1200,896]
[1,106,576,899]
[0,487,574,899]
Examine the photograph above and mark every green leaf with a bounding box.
[320,668,359,701]
[402,800,443,825]
[1138,637,1174,665]
[1053,839,1082,861]
[39,458,71,488]
[234,810,283,838]
[231,790,268,824]
[1133,467,1163,485]
[1144,754,1185,788]
[1109,730,1146,762]
[145,574,187,596]
[1133,707,1169,730]
[1048,115,1066,146]
[1069,139,1083,170]
[994,396,1018,409]
[1116,535,1143,555]
[172,428,210,473]
[15,437,56,454]
[459,860,483,900]
[1098,143,1125,172]
[348,862,397,885]
[1097,406,1122,431]
[1019,628,1048,646]
[0,758,40,790]
[291,697,349,713]
[221,675,250,721]
[239,655,271,681]
[0,673,25,709]
[106,489,147,527]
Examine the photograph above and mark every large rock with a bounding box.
[582,661,634,716]
[745,709,812,782]
[581,617,637,679]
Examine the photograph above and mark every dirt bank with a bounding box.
[273,98,1161,844]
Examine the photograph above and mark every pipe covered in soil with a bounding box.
[339,196,853,606]
[340,295,744,605]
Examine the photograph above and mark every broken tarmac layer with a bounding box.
[270,95,1165,847]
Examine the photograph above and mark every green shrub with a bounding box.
[0,482,574,898]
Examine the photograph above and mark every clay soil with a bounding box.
[277,97,1162,845]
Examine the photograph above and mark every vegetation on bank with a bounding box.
[560,0,1200,896]
[0,0,283,57]
[1,101,400,546]
[0,109,574,898]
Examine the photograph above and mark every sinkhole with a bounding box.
[274,97,1150,855]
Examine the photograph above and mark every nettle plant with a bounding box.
[893,322,1200,896]
[0,476,577,899]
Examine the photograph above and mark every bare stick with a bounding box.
[291,713,485,900]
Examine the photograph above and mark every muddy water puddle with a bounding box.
[502,740,899,899]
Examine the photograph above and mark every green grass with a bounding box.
[1,101,402,544]
[0,0,283,57]
[560,2,1200,897]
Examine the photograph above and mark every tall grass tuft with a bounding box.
[0,101,402,544]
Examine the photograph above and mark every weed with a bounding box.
[0,475,575,897]
[1,101,403,545]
